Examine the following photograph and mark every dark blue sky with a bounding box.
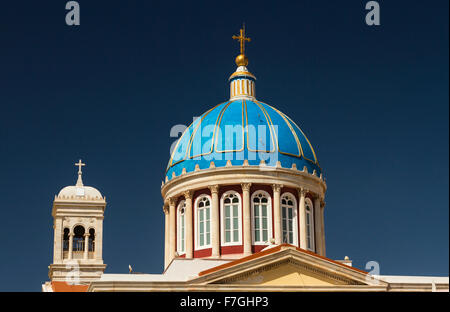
[0,1,448,291]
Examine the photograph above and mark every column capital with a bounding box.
[183,190,193,200]
[208,185,220,194]
[83,233,90,237]
[163,205,169,214]
[271,184,283,192]
[241,183,252,192]
[167,197,177,207]
[313,193,324,201]
[321,200,326,209]
[297,187,309,197]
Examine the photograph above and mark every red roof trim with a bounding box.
[51,281,89,292]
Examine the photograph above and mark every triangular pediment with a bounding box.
[193,245,387,288]
[221,260,349,286]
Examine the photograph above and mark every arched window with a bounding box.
[73,225,85,252]
[221,191,242,245]
[281,193,298,246]
[177,200,186,254]
[305,198,315,251]
[88,228,95,252]
[251,191,272,244]
[63,228,70,252]
[195,195,211,249]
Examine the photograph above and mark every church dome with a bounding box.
[166,99,321,181]
[165,26,322,182]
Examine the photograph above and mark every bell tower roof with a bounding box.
[55,159,104,202]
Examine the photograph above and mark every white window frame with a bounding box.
[194,194,212,250]
[220,191,242,246]
[251,190,273,245]
[305,198,315,252]
[177,200,186,255]
[280,192,298,247]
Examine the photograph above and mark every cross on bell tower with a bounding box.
[75,159,85,187]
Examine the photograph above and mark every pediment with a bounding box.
[218,259,352,286]
[193,246,386,288]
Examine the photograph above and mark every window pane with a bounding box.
[206,208,210,220]
[233,204,238,217]
[225,218,230,230]
[225,206,230,218]
[263,229,268,241]
[200,234,204,246]
[254,217,260,229]
[255,230,260,242]
[233,229,238,242]
[206,233,210,245]
[233,216,238,230]
[225,230,230,242]
[262,217,267,229]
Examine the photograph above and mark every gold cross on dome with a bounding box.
[75,159,85,174]
[232,24,251,55]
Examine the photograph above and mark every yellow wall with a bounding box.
[235,263,345,286]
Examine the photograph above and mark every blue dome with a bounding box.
[166,99,321,181]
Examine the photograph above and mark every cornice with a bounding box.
[161,165,326,200]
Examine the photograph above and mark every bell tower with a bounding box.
[48,160,107,284]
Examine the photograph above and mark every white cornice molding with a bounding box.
[162,165,326,200]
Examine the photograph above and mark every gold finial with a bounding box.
[232,24,251,66]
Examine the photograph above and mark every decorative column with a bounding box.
[53,218,63,263]
[83,233,89,260]
[241,183,252,255]
[95,218,103,261]
[314,195,323,255]
[163,204,170,268]
[272,184,282,244]
[68,233,74,260]
[168,197,176,262]
[208,185,220,257]
[298,188,307,249]
[321,199,326,256]
[183,191,193,258]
